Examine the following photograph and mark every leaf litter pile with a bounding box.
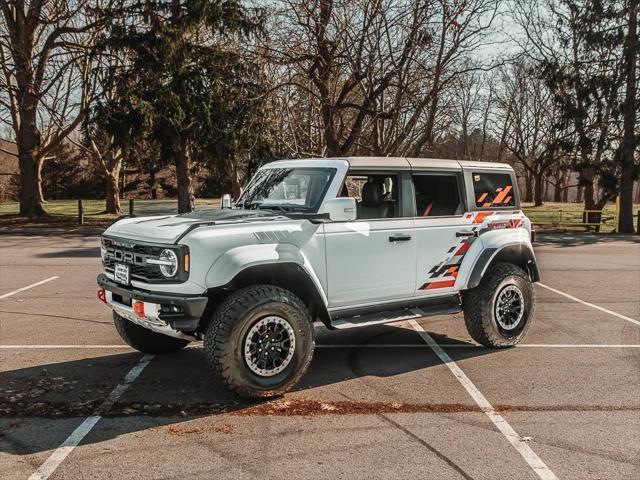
[2,373,638,419]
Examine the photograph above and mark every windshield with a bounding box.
[236,167,336,213]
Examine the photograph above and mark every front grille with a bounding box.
[102,237,187,283]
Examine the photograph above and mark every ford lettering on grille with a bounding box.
[112,249,146,265]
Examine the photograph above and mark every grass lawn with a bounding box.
[0,198,219,230]
[522,201,639,231]
[0,198,637,232]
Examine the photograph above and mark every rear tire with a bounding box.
[113,312,190,354]
[203,285,315,398]
[462,263,535,347]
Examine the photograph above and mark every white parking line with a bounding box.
[0,345,133,349]
[409,317,558,480]
[537,282,640,326]
[0,276,59,300]
[28,354,153,480]
[316,344,640,349]
[2,343,640,349]
[2,343,640,350]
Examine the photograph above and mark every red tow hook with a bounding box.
[97,288,107,304]
[133,300,145,317]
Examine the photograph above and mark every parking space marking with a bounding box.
[409,317,558,480]
[28,354,154,480]
[316,344,640,348]
[2,343,640,349]
[0,344,133,349]
[537,282,640,326]
[0,276,59,300]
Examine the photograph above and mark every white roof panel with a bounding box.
[262,157,512,172]
[458,160,512,170]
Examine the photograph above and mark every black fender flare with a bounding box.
[466,243,540,290]
[211,262,331,328]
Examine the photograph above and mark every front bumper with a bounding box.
[97,274,208,336]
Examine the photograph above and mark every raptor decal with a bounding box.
[419,212,525,290]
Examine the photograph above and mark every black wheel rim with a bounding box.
[244,316,296,377]
[494,284,525,331]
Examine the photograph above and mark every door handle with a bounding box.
[456,230,476,238]
[389,234,412,242]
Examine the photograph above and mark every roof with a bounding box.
[265,156,512,171]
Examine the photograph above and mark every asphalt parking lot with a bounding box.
[0,232,638,480]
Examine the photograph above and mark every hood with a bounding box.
[104,209,283,244]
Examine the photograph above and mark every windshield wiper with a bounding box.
[257,204,309,213]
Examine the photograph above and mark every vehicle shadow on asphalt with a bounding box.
[0,324,495,455]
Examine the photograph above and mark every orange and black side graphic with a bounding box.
[419,221,480,291]
[476,185,513,208]
[418,212,525,291]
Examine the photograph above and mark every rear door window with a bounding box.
[413,174,463,217]
[472,172,516,208]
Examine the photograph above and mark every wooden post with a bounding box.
[78,200,84,225]
[129,198,134,216]
[636,212,639,234]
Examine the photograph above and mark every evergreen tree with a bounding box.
[536,0,630,216]
[98,0,270,212]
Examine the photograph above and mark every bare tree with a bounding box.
[446,66,497,161]
[618,0,638,233]
[496,62,563,206]
[70,42,126,215]
[265,0,502,159]
[0,0,100,216]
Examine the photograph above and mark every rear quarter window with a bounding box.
[472,172,516,208]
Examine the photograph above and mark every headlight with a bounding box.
[100,238,108,263]
[158,249,178,277]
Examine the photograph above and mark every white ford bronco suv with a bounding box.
[97,157,538,397]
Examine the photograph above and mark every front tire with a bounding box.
[113,312,190,354]
[203,285,315,398]
[462,263,535,347]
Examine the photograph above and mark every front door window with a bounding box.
[325,170,415,307]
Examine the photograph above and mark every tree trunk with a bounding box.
[175,137,193,213]
[534,171,544,207]
[18,154,45,217]
[227,155,242,200]
[544,177,550,202]
[149,168,157,199]
[10,10,45,217]
[17,109,46,216]
[577,185,583,203]
[105,170,121,215]
[553,171,563,202]
[619,0,638,233]
[523,170,533,203]
[35,156,46,204]
[580,167,597,210]
[583,176,597,231]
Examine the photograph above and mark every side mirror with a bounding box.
[323,197,357,222]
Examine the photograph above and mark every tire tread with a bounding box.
[113,313,189,354]
[462,262,535,348]
[203,285,314,398]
